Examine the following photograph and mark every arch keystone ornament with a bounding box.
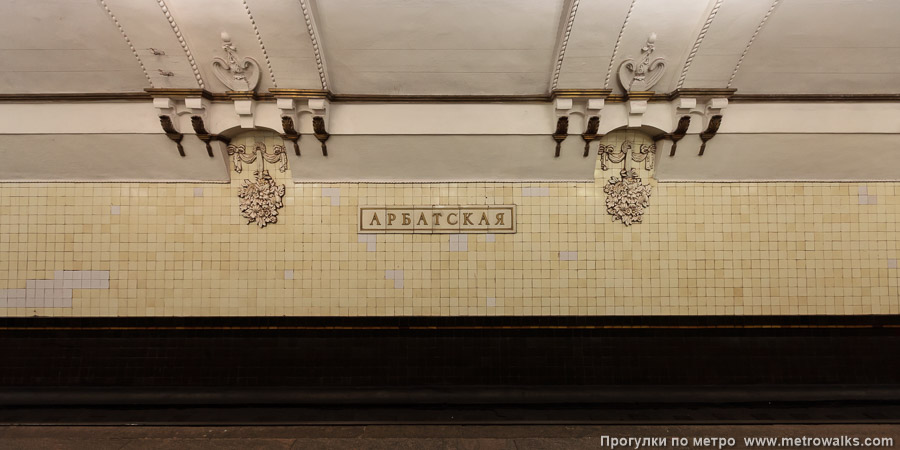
[618,33,666,92]
[212,32,261,92]
[227,142,288,228]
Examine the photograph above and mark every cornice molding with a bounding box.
[145,88,212,99]
[730,94,900,102]
[144,88,277,102]
[550,89,612,99]
[269,89,331,99]
[677,0,723,89]
[667,88,737,100]
[6,90,900,104]
[0,93,153,102]
[329,94,551,103]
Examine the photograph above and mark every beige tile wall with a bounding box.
[0,131,897,317]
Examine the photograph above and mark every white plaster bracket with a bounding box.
[234,98,255,129]
[276,98,299,123]
[308,98,329,128]
[184,97,209,122]
[704,97,728,129]
[627,99,648,128]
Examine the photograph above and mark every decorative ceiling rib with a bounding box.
[727,0,900,94]
[726,0,781,88]
[240,0,278,87]
[296,0,330,90]
[603,0,638,90]
[156,0,205,89]
[246,0,324,90]
[676,0,723,89]
[549,0,580,91]
[97,0,153,87]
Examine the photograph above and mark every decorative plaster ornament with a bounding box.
[227,142,288,227]
[598,141,627,171]
[237,170,285,228]
[631,141,657,170]
[212,32,261,92]
[604,168,652,226]
[618,33,666,92]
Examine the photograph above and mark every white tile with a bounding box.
[367,242,376,252]
[193,187,204,197]
[858,185,868,195]
[889,259,898,269]
[110,205,120,215]
[485,234,495,243]
[559,251,578,261]
[284,270,294,280]
[487,297,496,307]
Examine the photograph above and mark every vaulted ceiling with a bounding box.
[2,0,898,96]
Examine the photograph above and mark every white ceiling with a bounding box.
[0,0,898,95]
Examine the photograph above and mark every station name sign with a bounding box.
[359,206,516,234]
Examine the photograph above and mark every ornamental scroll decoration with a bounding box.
[597,132,657,226]
[211,32,261,92]
[618,33,666,92]
[226,141,288,228]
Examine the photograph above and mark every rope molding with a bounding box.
[728,0,781,88]
[550,0,581,91]
[677,0,724,89]
[604,0,638,89]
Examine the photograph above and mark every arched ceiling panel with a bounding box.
[602,0,719,94]
[555,0,636,90]
[680,0,778,89]
[729,0,900,93]
[104,0,202,89]
[244,0,324,89]
[0,0,150,93]
[314,0,564,95]
[157,0,279,92]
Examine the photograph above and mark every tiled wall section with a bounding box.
[0,132,898,317]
